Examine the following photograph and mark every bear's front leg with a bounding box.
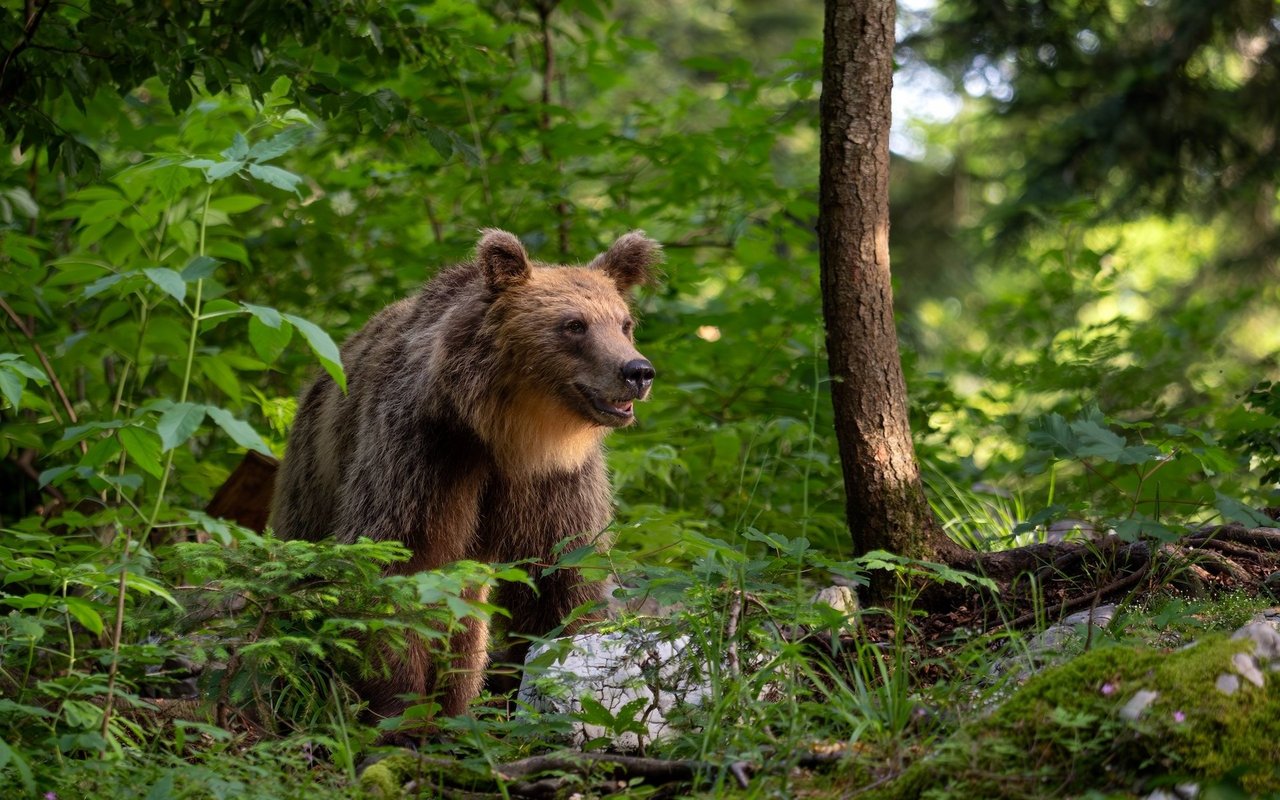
[362,583,492,733]
[436,583,492,717]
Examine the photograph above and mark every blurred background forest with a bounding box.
[2,0,1280,796]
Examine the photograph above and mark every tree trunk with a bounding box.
[818,0,959,598]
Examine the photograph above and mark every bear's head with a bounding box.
[476,229,660,433]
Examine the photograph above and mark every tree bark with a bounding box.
[818,0,959,598]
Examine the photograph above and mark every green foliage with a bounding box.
[1,0,1278,795]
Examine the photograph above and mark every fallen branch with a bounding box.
[372,747,850,797]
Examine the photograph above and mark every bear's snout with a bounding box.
[621,358,655,397]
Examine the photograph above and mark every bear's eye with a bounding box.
[621,319,634,336]
[563,319,588,335]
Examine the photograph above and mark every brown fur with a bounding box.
[269,230,660,721]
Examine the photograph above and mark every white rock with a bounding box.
[1119,689,1159,721]
[517,631,709,750]
[1232,621,1280,661]
[812,586,859,619]
[1215,673,1240,696]
[1028,605,1117,652]
[1231,651,1265,688]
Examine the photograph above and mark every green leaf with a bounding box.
[211,195,265,214]
[205,160,244,181]
[156,402,206,451]
[205,406,271,455]
[38,465,73,487]
[222,132,250,161]
[249,314,292,362]
[118,427,164,479]
[422,124,454,159]
[143,267,187,304]
[1214,493,1274,528]
[1027,413,1076,456]
[247,162,304,194]
[182,159,217,170]
[248,126,310,162]
[0,370,21,410]
[123,573,181,607]
[0,353,46,382]
[83,271,131,299]
[0,739,34,794]
[182,255,219,281]
[63,596,104,636]
[199,356,242,404]
[145,773,176,800]
[1071,420,1162,464]
[283,313,346,391]
[242,302,283,328]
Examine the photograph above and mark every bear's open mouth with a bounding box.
[576,384,635,422]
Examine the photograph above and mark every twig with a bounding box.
[725,590,744,678]
[0,296,88,455]
[98,521,133,743]
[10,449,66,504]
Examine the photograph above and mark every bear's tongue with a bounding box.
[611,400,634,415]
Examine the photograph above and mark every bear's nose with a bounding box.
[621,359,655,394]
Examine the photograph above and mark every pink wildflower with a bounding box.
[1100,682,1116,696]
[1173,710,1186,723]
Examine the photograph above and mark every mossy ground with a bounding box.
[862,635,1280,800]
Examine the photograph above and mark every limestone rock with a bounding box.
[1215,673,1240,696]
[517,630,709,750]
[1119,688,1159,721]
[811,585,859,620]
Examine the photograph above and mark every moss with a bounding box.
[358,753,420,798]
[864,635,1280,800]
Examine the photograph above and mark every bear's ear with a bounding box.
[589,231,663,293]
[477,229,531,291]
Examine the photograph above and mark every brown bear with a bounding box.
[269,229,660,723]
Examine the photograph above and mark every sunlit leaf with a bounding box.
[283,313,346,391]
[62,596,104,635]
[118,426,164,478]
[206,406,271,455]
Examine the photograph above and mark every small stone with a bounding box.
[1062,604,1116,629]
[811,586,859,619]
[1215,673,1240,696]
[1119,689,1159,721]
[1232,621,1280,661]
[1231,651,1265,688]
[1028,605,1117,653]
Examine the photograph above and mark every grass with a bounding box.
[4,466,1278,800]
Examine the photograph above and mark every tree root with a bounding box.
[995,544,1152,631]
[926,524,1280,632]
